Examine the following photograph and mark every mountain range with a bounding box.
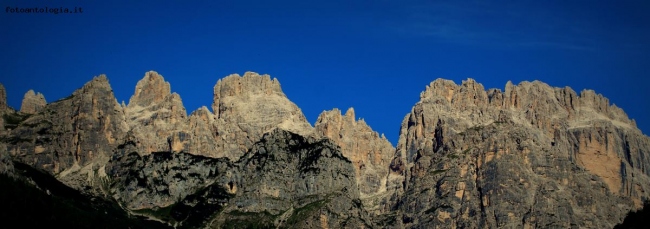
[1,71,648,228]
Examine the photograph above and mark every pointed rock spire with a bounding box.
[20,89,46,114]
[209,71,312,160]
[344,107,355,123]
[128,71,172,108]
[124,71,188,154]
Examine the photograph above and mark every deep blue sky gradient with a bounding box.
[2,0,649,145]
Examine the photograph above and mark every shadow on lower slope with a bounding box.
[614,201,650,229]
[0,161,170,229]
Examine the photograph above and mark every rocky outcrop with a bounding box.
[3,75,128,194]
[314,107,395,213]
[210,72,313,160]
[106,128,370,228]
[125,71,188,155]
[19,89,46,114]
[0,143,14,176]
[184,106,219,157]
[0,83,7,112]
[388,78,650,228]
[211,128,371,228]
[107,146,235,211]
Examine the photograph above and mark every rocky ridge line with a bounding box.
[387,78,650,228]
[1,72,649,228]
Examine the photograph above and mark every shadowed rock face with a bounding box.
[107,147,235,211]
[105,128,370,228]
[208,128,371,228]
[20,89,46,114]
[388,79,650,228]
[1,72,649,228]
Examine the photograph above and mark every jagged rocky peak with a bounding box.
[127,70,172,107]
[124,71,188,155]
[208,71,313,160]
[314,107,355,131]
[212,71,282,109]
[211,71,290,120]
[189,106,214,123]
[124,71,187,119]
[576,89,636,128]
[419,78,489,110]
[388,77,650,228]
[19,89,46,114]
[4,73,128,195]
[81,74,111,92]
[500,80,637,131]
[419,78,458,102]
[417,78,638,133]
[314,107,395,210]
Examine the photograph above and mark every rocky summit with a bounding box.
[20,89,46,114]
[0,71,649,228]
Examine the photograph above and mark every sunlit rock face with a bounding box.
[3,75,128,194]
[388,78,650,228]
[125,71,189,155]
[20,89,46,114]
[209,71,314,160]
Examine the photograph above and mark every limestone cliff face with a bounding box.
[125,71,188,155]
[314,107,395,213]
[2,72,649,228]
[210,72,313,160]
[3,75,128,193]
[19,89,46,114]
[388,78,650,228]
[185,106,219,157]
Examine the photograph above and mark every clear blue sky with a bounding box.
[2,0,649,145]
